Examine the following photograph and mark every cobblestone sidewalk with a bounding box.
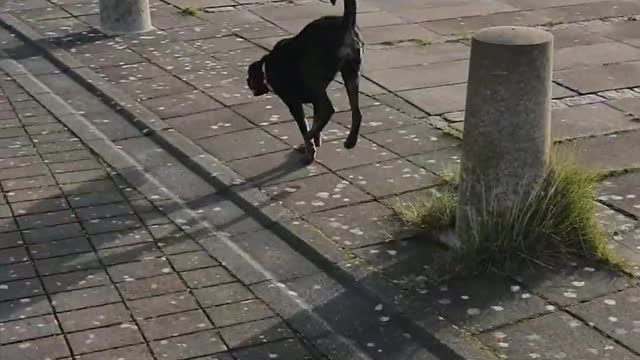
[0,70,327,360]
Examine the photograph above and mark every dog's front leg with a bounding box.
[285,100,316,164]
[306,92,335,144]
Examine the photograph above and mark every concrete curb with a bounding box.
[0,14,497,360]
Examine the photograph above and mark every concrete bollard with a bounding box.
[456,26,553,246]
[99,0,152,35]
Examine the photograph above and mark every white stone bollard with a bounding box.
[456,26,553,246]
[100,0,152,35]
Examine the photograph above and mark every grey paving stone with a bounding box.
[197,128,288,162]
[156,233,201,255]
[50,285,120,312]
[54,168,108,184]
[49,159,102,174]
[60,179,118,196]
[230,98,293,125]
[75,202,134,221]
[75,344,154,360]
[555,61,640,93]
[596,203,638,234]
[304,201,406,249]
[58,302,131,332]
[0,146,37,161]
[31,131,78,144]
[127,291,200,319]
[28,236,92,259]
[141,90,223,119]
[97,62,168,83]
[551,103,638,140]
[264,120,350,147]
[313,137,397,171]
[0,218,17,233]
[117,75,192,100]
[0,335,70,360]
[6,185,62,203]
[477,311,638,360]
[0,314,59,345]
[555,41,640,70]
[17,209,77,229]
[19,114,57,125]
[90,226,154,251]
[167,108,254,140]
[76,49,145,69]
[35,251,101,276]
[41,268,110,293]
[571,287,640,353]
[36,141,85,156]
[139,309,213,341]
[407,145,462,178]
[117,273,186,300]
[0,278,43,302]
[22,222,83,244]
[557,130,640,173]
[97,242,162,266]
[68,191,126,209]
[181,266,234,289]
[368,60,469,92]
[83,214,142,235]
[0,232,22,250]
[150,329,227,360]
[398,83,467,115]
[146,163,215,201]
[11,197,68,216]
[0,262,36,283]
[219,317,294,349]
[262,173,372,215]
[2,175,56,191]
[206,299,275,328]
[599,172,640,219]
[138,210,172,226]
[107,257,172,282]
[233,338,313,360]
[0,163,48,180]
[228,150,329,188]
[25,123,67,135]
[190,35,252,54]
[366,123,459,157]
[193,282,254,307]
[154,54,226,75]
[338,158,442,197]
[0,246,29,265]
[0,296,52,322]
[332,105,421,135]
[67,322,144,355]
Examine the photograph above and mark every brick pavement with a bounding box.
[0,70,324,360]
[1,0,640,359]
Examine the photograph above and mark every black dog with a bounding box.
[247,0,362,163]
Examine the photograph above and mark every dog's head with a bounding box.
[247,58,270,97]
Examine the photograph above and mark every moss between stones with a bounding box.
[392,154,625,282]
[180,7,201,16]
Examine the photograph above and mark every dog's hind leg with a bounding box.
[341,62,362,149]
[285,100,316,163]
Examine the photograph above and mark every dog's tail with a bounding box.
[330,0,356,29]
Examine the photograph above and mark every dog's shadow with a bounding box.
[242,147,315,190]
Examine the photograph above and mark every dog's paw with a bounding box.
[343,136,358,149]
[303,148,316,165]
[294,144,306,153]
